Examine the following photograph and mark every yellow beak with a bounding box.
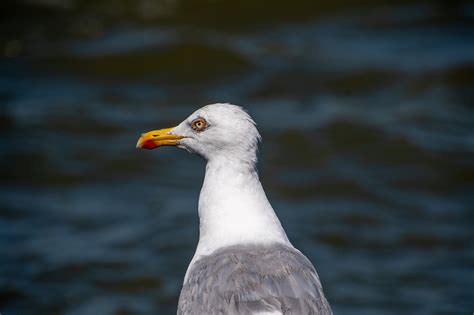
[136,127,185,150]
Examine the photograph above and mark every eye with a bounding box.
[191,118,207,131]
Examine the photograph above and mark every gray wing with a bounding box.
[178,243,332,315]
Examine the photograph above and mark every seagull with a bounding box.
[136,103,332,314]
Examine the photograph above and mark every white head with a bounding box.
[136,103,261,166]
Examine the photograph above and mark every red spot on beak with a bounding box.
[142,140,159,150]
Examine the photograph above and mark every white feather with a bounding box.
[170,104,292,282]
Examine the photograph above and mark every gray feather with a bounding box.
[178,243,332,314]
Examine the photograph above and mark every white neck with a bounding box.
[184,156,292,281]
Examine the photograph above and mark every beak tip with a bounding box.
[136,127,181,150]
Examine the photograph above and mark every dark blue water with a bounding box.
[1,2,473,314]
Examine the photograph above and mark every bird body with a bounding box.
[179,243,331,315]
[137,103,332,314]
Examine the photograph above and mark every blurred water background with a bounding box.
[1,0,474,314]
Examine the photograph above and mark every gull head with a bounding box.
[137,103,261,163]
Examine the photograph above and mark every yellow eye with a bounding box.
[192,118,207,131]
